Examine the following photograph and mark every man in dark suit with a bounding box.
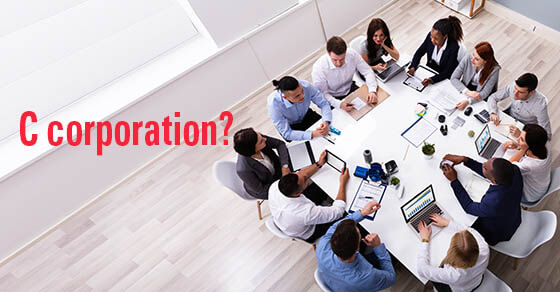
[233,128,290,200]
[440,154,523,245]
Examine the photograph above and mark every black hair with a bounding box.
[278,173,300,197]
[326,36,347,55]
[366,18,393,64]
[233,128,258,157]
[523,124,548,159]
[272,76,299,92]
[433,15,463,42]
[491,158,515,186]
[515,73,538,92]
[330,219,360,260]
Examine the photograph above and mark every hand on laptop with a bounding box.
[373,63,387,72]
[362,233,382,247]
[442,154,467,165]
[360,200,381,217]
[441,164,457,182]
[418,221,432,241]
[429,213,449,228]
[340,101,354,112]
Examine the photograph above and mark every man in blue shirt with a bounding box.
[441,154,523,245]
[316,201,396,291]
[267,76,332,141]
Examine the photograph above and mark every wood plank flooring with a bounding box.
[1,0,560,291]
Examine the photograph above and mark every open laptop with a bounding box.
[475,124,502,159]
[375,59,410,82]
[400,185,447,237]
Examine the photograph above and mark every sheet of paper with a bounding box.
[402,118,437,147]
[352,182,385,211]
[464,172,490,202]
[351,97,367,111]
[428,89,462,115]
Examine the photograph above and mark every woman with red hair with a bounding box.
[451,42,500,110]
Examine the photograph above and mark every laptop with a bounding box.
[375,59,410,82]
[475,124,502,159]
[400,185,447,237]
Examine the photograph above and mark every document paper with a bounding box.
[349,180,386,220]
[401,117,437,148]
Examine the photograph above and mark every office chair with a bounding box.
[314,269,333,292]
[213,160,264,220]
[349,35,367,86]
[264,217,318,250]
[521,167,560,209]
[491,210,557,270]
[435,269,511,292]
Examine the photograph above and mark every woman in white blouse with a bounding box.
[496,124,552,204]
[417,214,489,292]
[451,42,500,110]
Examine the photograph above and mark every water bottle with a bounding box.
[363,149,373,165]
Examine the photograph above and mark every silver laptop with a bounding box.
[375,60,410,82]
[400,185,447,237]
[475,124,502,159]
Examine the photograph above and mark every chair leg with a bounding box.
[312,244,317,251]
[257,201,263,220]
[513,258,518,270]
[522,206,528,210]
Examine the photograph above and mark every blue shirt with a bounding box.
[267,80,332,141]
[315,212,396,292]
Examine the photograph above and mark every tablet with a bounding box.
[325,150,346,173]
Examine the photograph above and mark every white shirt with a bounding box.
[312,48,378,108]
[417,221,489,292]
[254,152,275,175]
[431,37,448,66]
[268,181,345,240]
[495,146,552,202]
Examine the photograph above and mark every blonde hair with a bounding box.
[440,230,479,269]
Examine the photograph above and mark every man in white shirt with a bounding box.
[312,36,378,112]
[269,150,349,243]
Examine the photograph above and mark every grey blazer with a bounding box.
[451,52,500,102]
[236,135,289,200]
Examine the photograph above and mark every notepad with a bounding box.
[401,117,437,147]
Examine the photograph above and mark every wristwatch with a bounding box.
[315,162,322,168]
[421,238,429,243]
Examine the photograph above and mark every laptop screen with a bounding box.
[401,185,435,222]
[475,125,491,154]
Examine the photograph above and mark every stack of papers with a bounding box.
[428,88,462,116]
[401,117,437,147]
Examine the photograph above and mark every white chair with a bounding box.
[213,160,264,220]
[314,269,332,292]
[476,270,512,292]
[521,167,560,208]
[457,41,467,63]
[491,210,557,270]
[349,35,367,86]
[264,217,318,250]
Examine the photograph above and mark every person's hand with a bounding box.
[318,150,327,166]
[490,113,500,125]
[312,122,329,137]
[518,135,529,151]
[362,233,382,247]
[456,100,469,110]
[442,154,467,165]
[281,166,290,176]
[421,78,433,87]
[509,125,521,138]
[340,101,354,112]
[407,67,416,76]
[339,167,350,185]
[360,200,381,216]
[503,141,519,150]
[367,92,378,105]
[429,213,450,227]
[465,90,482,101]
[418,221,432,241]
[373,63,387,72]
[442,164,458,181]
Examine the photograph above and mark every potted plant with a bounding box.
[389,176,404,198]
[390,177,400,188]
[422,142,435,160]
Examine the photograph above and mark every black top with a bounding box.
[410,33,460,83]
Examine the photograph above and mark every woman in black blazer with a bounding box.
[234,128,290,200]
[408,16,463,86]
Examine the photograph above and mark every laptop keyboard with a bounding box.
[410,204,443,233]
[483,139,501,159]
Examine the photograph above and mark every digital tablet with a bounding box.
[325,150,346,173]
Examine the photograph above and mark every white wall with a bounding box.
[317,0,390,37]
[0,0,393,262]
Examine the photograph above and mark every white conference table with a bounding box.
[304,64,512,283]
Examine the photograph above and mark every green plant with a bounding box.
[422,142,435,155]
[468,130,475,137]
[390,177,400,185]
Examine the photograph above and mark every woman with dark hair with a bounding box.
[359,18,400,72]
[451,42,500,110]
[417,214,489,292]
[408,16,464,86]
[496,124,552,204]
[451,42,500,109]
[233,128,290,200]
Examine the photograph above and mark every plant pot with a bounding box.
[390,183,404,198]
[423,153,434,160]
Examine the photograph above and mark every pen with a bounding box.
[360,196,374,199]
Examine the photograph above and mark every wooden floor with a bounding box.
[1,0,560,291]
